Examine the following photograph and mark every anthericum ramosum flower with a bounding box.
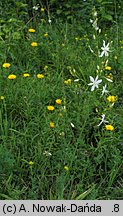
[47,105,55,111]
[2,63,11,68]
[50,122,54,128]
[105,76,113,82]
[43,151,52,156]
[97,114,109,126]
[28,161,34,165]
[28,28,36,33]
[0,96,5,100]
[56,99,62,105]
[31,42,38,47]
[99,40,111,57]
[88,75,102,91]
[101,84,108,96]
[105,125,114,131]
[23,73,30,77]
[107,95,117,103]
[8,74,16,80]
[37,74,44,79]
[105,66,111,70]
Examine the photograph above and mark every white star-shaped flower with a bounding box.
[101,84,109,96]
[97,114,109,126]
[99,40,111,57]
[88,75,102,91]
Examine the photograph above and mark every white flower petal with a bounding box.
[89,76,94,82]
[91,85,95,91]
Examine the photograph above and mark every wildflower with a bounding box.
[74,79,79,82]
[99,40,111,57]
[50,122,54,128]
[23,73,30,77]
[107,96,117,103]
[31,42,38,47]
[37,74,44,79]
[105,76,113,82]
[101,84,108,96]
[2,63,11,68]
[48,19,52,24]
[64,166,69,171]
[44,32,48,37]
[88,75,102,91]
[33,4,39,10]
[28,28,36,33]
[71,123,75,128]
[97,114,109,126]
[43,151,52,156]
[8,74,16,80]
[64,79,71,85]
[105,125,114,131]
[47,105,55,111]
[56,99,62,105]
[28,161,34,165]
[41,8,45,12]
[105,66,111,70]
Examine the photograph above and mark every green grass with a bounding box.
[0,9,123,200]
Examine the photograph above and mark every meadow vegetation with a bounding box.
[0,0,123,199]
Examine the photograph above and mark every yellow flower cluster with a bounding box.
[28,28,36,33]
[107,96,117,103]
[64,79,71,85]
[105,125,114,131]
[56,99,62,105]
[31,42,38,47]
[2,63,11,68]
[105,66,111,70]
[50,122,54,128]
[47,105,55,111]
[44,32,48,37]
[37,74,44,79]
[23,73,30,77]
[8,74,16,80]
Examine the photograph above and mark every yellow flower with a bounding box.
[50,122,54,128]
[47,105,55,111]
[37,74,44,79]
[105,66,111,70]
[28,28,36,33]
[28,161,34,165]
[64,79,72,85]
[64,166,69,171]
[23,73,30,77]
[31,42,38,47]
[105,125,114,131]
[44,32,48,37]
[41,8,45,12]
[0,96,4,100]
[107,95,117,103]
[56,99,62,105]
[8,74,16,80]
[2,63,11,68]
